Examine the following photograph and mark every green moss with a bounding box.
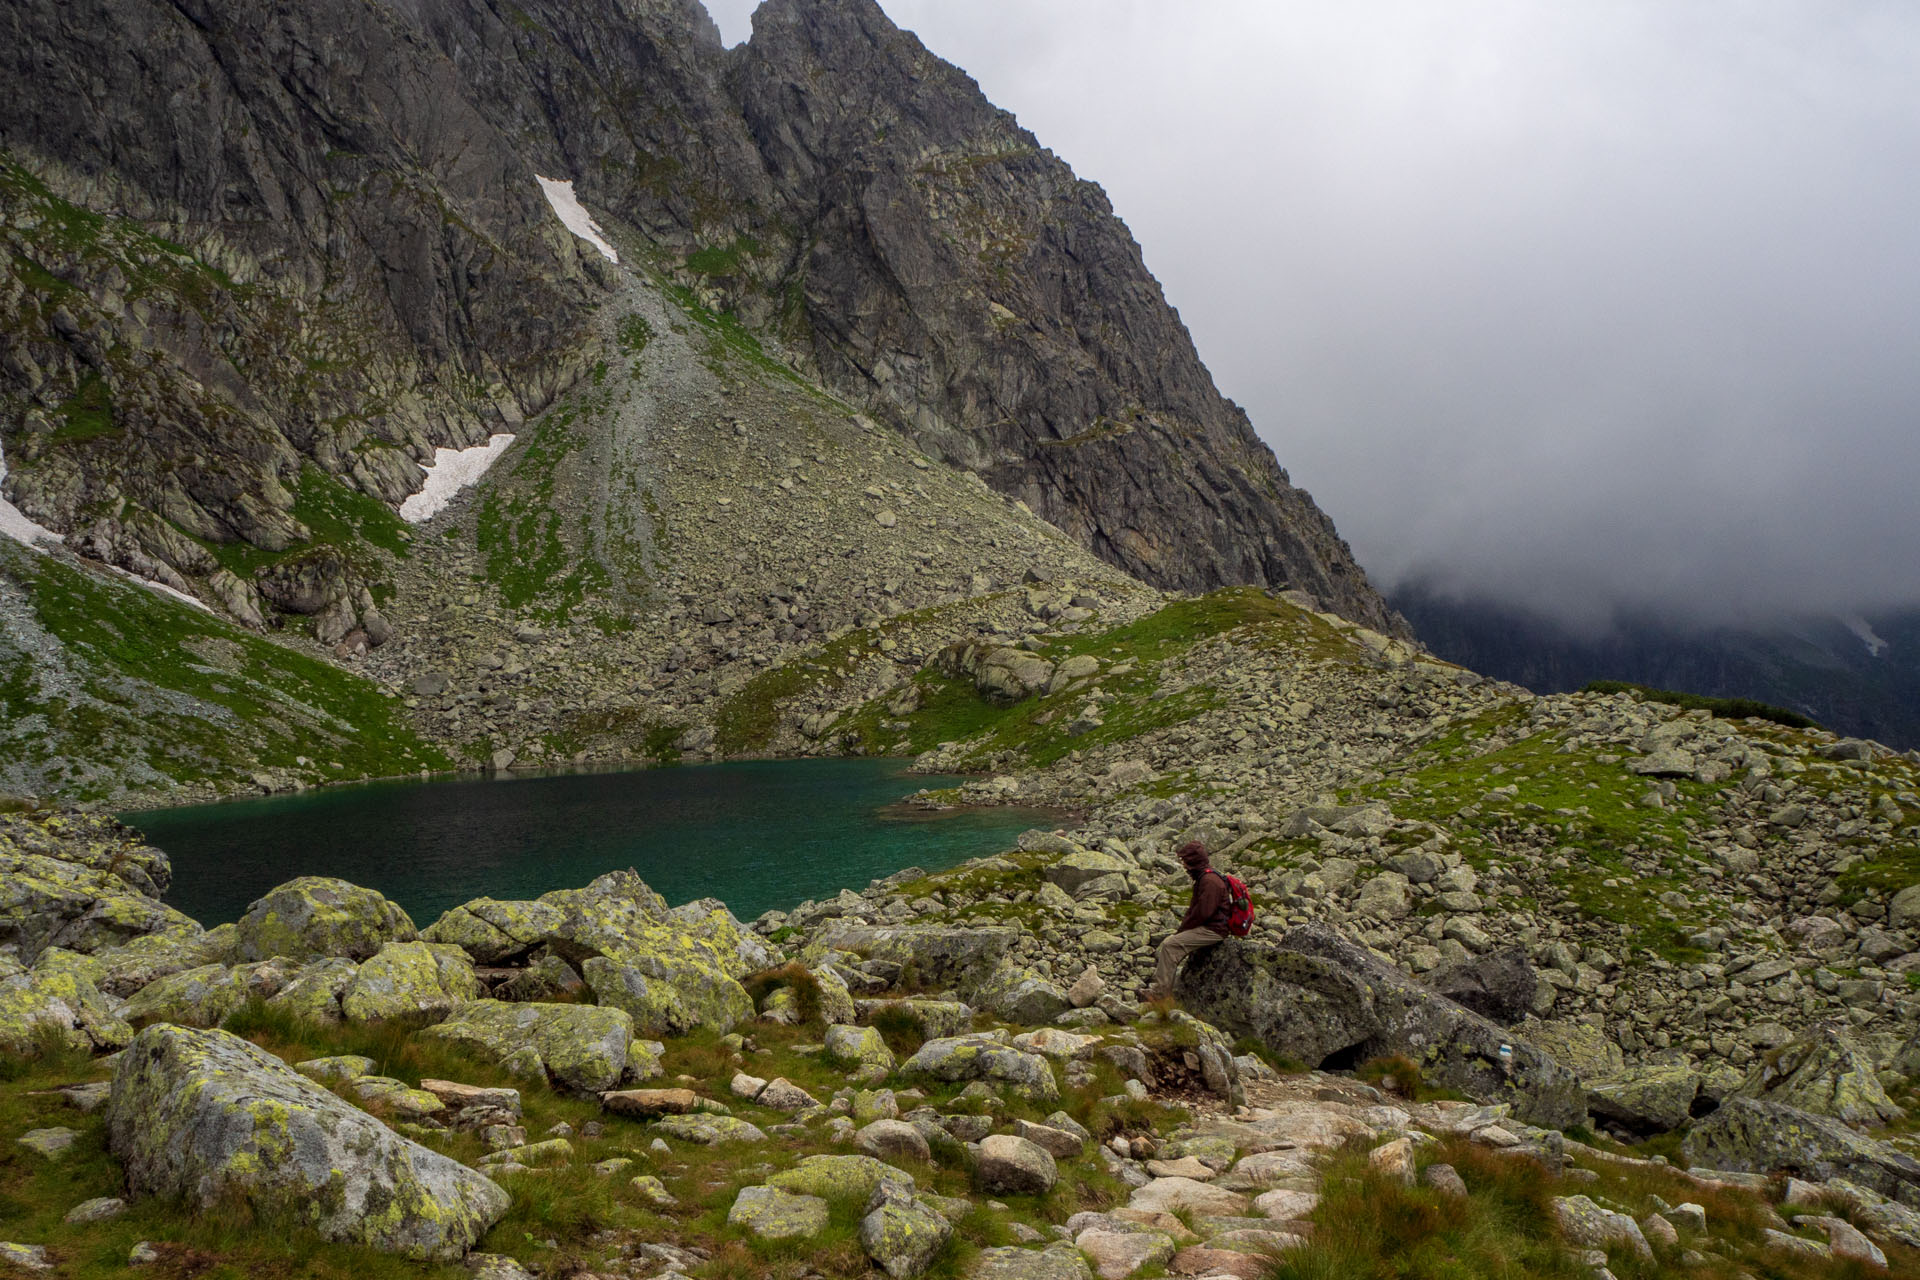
[685,237,761,277]
[50,372,117,444]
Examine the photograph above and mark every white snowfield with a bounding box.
[536,176,619,263]
[400,434,517,523]
[0,437,64,552]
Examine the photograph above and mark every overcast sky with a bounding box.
[704,1,1920,630]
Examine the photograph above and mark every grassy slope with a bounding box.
[0,543,446,805]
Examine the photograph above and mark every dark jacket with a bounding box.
[1177,867,1231,934]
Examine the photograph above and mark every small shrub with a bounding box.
[743,961,822,1026]
[1581,680,1818,730]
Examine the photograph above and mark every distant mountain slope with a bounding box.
[0,0,1400,637]
[1394,583,1920,750]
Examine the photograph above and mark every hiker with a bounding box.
[1141,840,1237,1002]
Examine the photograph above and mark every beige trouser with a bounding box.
[1149,927,1226,998]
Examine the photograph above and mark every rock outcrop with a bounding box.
[1177,927,1585,1128]
[1682,1098,1920,1203]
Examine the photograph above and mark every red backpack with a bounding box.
[1211,869,1255,937]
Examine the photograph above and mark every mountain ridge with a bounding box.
[1,0,1404,642]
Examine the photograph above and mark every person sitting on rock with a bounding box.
[1140,840,1229,1003]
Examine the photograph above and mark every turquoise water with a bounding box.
[126,759,1055,929]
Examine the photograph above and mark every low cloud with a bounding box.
[704,1,1920,628]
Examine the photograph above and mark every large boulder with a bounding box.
[123,958,301,1027]
[232,877,416,962]
[976,1134,1057,1195]
[107,1024,508,1259]
[901,1035,1059,1102]
[1425,948,1544,1025]
[1682,1098,1920,1202]
[1041,851,1132,896]
[861,1184,953,1278]
[1586,1061,1705,1134]
[419,999,635,1093]
[425,871,755,973]
[1734,1025,1904,1126]
[581,952,753,1038]
[669,898,781,975]
[340,941,479,1025]
[805,924,1016,991]
[0,953,132,1054]
[1177,927,1585,1128]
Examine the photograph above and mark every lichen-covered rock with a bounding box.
[728,1184,829,1239]
[1521,1019,1626,1079]
[974,963,1073,1025]
[652,1113,768,1145]
[769,1154,916,1203]
[86,928,239,998]
[0,1242,52,1272]
[107,1024,508,1259]
[580,950,753,1037]
[862,1185,953,1278]
[264,957,361,1024]
[806,924,1016,990]
[232,877,416,963]
[1682,1098,1920,1202]
[419,999,633,1093]
[969,1244,1095,1279]
[902,1035,1059,1102]
[123,958,301,1027]
[1586,1062,1704,1134]
[340,941,478,1024]
[424,874,755,1035]
[826,1023,898,1074]
[668,897,781,977]
[0,952,132,1053]
[0,837,201,963]
[1178,929,1585,1128]
[427,870,752,970]
[1734,1025,1903,1126]
[1553,1195,1653,1259]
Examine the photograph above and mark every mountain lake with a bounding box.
[125,758,1060,928]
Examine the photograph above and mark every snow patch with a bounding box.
[103,563,210,612]
[1843,614,1889,658]
[0,437,63,552]
[536,176,619,263]
[400,434,516,523]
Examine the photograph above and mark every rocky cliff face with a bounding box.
[0,0,1400,638]
[731,0,1398,629]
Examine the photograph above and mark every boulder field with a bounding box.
[2,792,1919,1276]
